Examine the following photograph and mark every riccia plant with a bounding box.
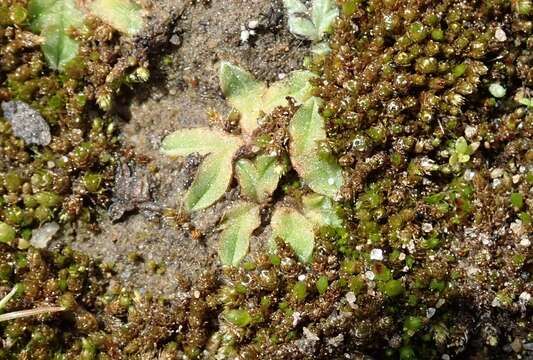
[283,0,339,54]
[161,62,344,265]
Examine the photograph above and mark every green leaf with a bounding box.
[161,127,243,212]
[29,0,84,70]
[271,207,314,262]
[302,193,342,228]
[161,128,242,157]
[220,63,317,136]
[184,151,234,212]
[311,0,339,35]
[283,0,307,15]
[89,0,144,36]
[219,62,267,135]
[262,70,317,113]
[236,155,288,203]
[287,16,319,41]
[218,202,261,266]
[289,97,343,198]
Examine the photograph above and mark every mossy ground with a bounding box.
[1,0,532,359]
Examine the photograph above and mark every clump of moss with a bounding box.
[0,0,150,240]
[313,0,532,357]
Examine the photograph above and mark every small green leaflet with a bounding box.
[161,128,242,157]
[284,0,307,15]
[311,0,339,35]
[184,151,235,212]
[235,155,288,203]
[89,0,144,36]
[219,62,316,136]
[288,17,319,41]
[302,193,342,228]
[262,70,317,114]
[218,202,261,266]
[271,207,315,263]
[219,62,267,136]
[283,0,338,41]
[289,97,343,198]
[160,128,243,212]
[29,0,84,70]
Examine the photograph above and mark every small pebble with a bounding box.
[240,30,250,42]
[422,223,433,232]
[426,307,436,318]
[1,101,51,146]
[370,248,383,261]
[365,271,375,280]
[489,83,506,98]
[495,27,507,42]
[30,222,60,249]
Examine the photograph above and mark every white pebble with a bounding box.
[489,83,506,98]
[365,271,375,281]
[490,168,504,178]
[345,291,356,305]
[298,274,306,281]
[464,125,477,139]
[519,292,531,304]
[248,20,259,29]
[292,311,301,326]
[422,223,433,232]
[30,222,60,249]
[370,248,384,261]
[520,237,531,247]
[464,169,475,181]
[426,307,436,318]
[240,30,250,42]
[495,28,507,42]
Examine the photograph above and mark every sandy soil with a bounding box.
[52,0,307,297]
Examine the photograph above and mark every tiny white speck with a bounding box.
[398,252,406,261]
[489,83,506,98]
[520,237,531,247]
[328,178,335,185]
[365,271,375,280]
[436,298,445,308]
[298,274,306,281]
[345,291,356,305]
[495,28,507,42]
[519,292,531,304]
[248,20,259,29]
[422,223,433,233]
[193,290,200,299]
[490,168,503,178]
[464,125,477,139]
[464,169,475,181]
[426,307,436,318]
[292,311,301,326]
[370,248,384,261]
[240,30,250,42]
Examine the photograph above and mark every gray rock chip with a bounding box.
[1,100,51,146]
